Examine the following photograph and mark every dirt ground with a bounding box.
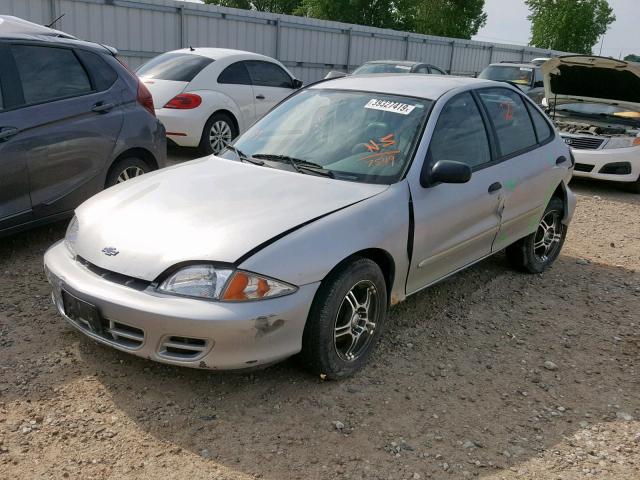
[0,175,639,480]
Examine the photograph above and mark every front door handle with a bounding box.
[488,182,502,193]
[556,156,567,165]
[91,102,116,113]
[0,127,19,141]
[255,94,265,100]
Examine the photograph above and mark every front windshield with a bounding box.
[225,89,431,184]
[479,65,534,86]
[353,63,413,75]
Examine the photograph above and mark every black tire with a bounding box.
[105,157,151,188]
[622,176,640,194]
[506,197,567,273]
[198,112,238,156]
[300,257,388,379]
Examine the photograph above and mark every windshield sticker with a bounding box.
[365,99,416,115]
[520,67,533,72]
[364,133,396,152]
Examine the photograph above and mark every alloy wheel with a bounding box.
[209,120,233,154]
[116,166,145,183]
[334,280,378,362]
[533,210,563,262]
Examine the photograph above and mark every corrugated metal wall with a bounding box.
[0,0,567,82]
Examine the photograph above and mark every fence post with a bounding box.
[346,28,352,73]
[448,41,455,74]
[488,45,494,64]
[275,18,280,60]
[178,6,187,48]
[404,35,410,60]
[521,48,526,62]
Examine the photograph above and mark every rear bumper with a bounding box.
[571,146,640,183]
[44,241,319,370]
[157,108,204,148]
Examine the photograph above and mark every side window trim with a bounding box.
[9,43,96,108]
[474,86,544,162]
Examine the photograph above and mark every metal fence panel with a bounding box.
[0,0,567,80]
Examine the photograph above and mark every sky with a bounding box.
[473,0,638,58]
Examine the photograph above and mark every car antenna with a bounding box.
[45,13,66,28]
[189,46,195,52]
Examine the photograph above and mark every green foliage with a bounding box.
[206,0,488,40]
[525,0,616,54]
[203,0,302,15]
[624,54,640,63]
[402,0,488,39]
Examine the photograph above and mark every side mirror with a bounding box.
[292,79,303,89]
[423,160,472,187]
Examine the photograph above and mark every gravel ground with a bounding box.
[0,164,639,479]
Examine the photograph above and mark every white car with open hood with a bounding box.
[542,55,640,191]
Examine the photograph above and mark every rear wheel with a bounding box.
[506,197,567,273]
[105,157,151,188]
[300,258,388,379]
[198,113,238,156]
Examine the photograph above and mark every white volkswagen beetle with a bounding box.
[45,75,576,378]
[138,48,302,155]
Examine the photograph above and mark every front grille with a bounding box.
[574,163,594,172]
[69,315,144,349]
[158,336,211,360]
[76,256,150,291]
[562,135,605,150]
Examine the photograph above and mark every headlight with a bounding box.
[64,215,79,254]
[157,265,297,302]
[603,136,640,149]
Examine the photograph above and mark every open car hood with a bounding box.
[542,55,640,111]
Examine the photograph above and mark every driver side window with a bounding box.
[429,92,491,169]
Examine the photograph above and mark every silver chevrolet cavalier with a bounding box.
[44,74,576,378]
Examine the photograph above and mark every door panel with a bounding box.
[9,44,123,218]
[215,61,256,128]
[407,168,502,294]
[406,92,501,294]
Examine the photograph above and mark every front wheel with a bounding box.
[300,258,388,379]
[506,197,567,273]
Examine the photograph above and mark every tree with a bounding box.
[204,0,302,15]
[526,0,615,54]
[402,0,488,39]
[294,0,403,30]
[624,54,640,63]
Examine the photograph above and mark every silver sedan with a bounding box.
[45,74,576,378]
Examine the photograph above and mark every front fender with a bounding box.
[238,182,412,303]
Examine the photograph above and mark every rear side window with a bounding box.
[429,92,491,169]
[526,102,553,143]
[136,53,214,82]
[218,61,251,85]
[76,49,118,91]
[430,66,447,75]
[12,45,92,105]
[245,60,292,88]
[478,88,537,157]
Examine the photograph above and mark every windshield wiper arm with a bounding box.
[251,154,334,178]
[225,145,265,166]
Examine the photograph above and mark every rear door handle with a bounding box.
[488,182,502,193]
[0,127,19,141]
[255,94,265,100]
[556,156,567,165]
[91,102,116,113]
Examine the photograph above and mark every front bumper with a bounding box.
[571,146,640,183]
[44,241,319,370]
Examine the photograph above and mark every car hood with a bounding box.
[542,55,640,110]
[73,157,388,281]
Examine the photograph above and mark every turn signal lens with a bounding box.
[221,271,296,302]
[164,93,202,109]
[633,137,640,147]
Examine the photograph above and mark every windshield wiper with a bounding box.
[251,154,334,178]
[225,145,265,166]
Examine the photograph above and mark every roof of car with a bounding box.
[490,62,539,68]
[169,47,279,62]
[312,74,499,100]
[363,60,422,66]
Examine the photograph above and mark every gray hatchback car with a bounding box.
[0,18,166,236]
[45,74,575,379]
